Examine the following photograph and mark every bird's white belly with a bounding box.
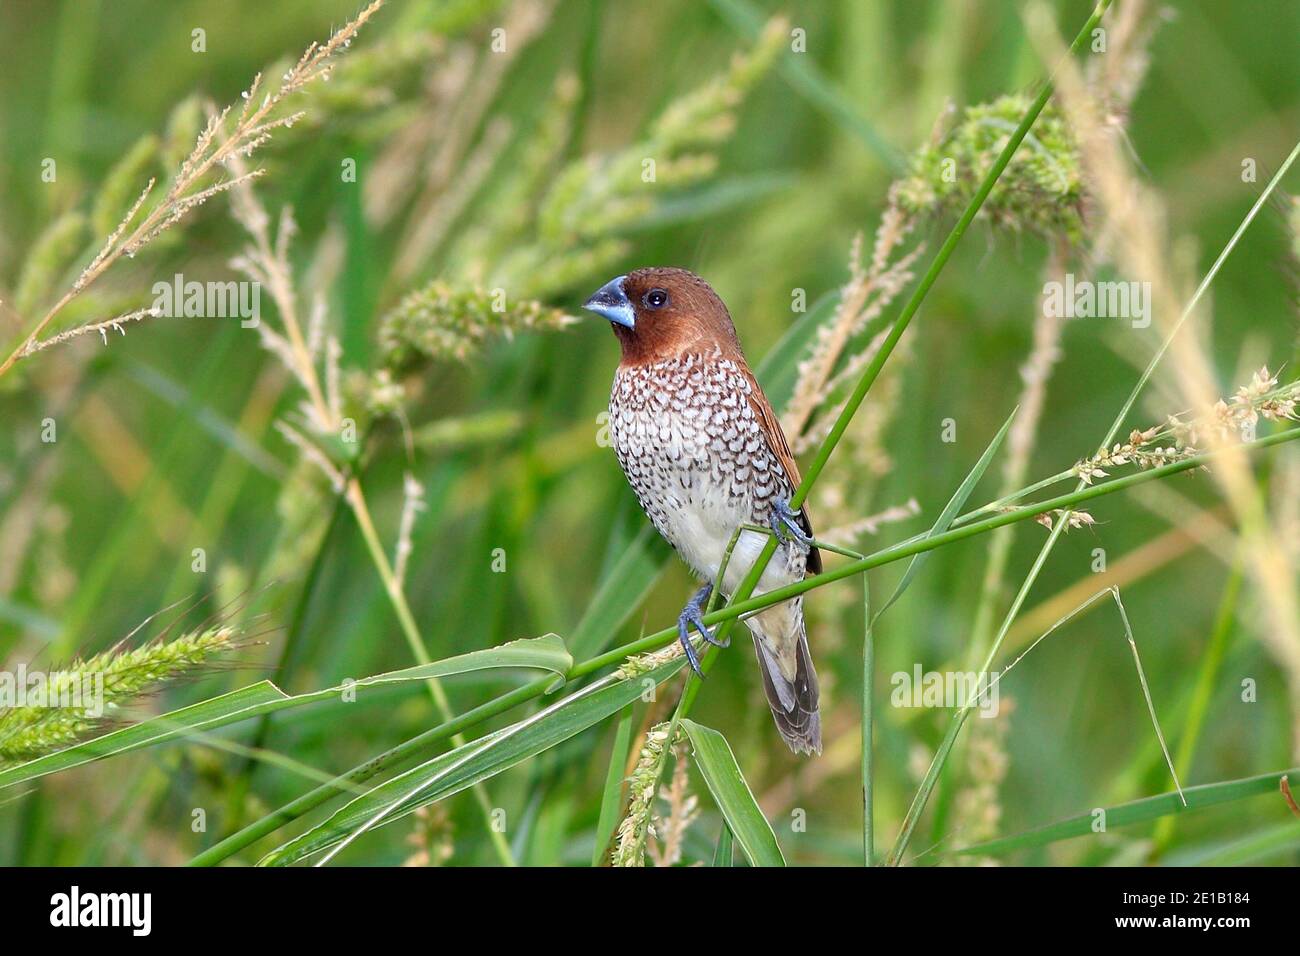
[610,355,804,598]
[659,469,758,585]
[629,414,801,597]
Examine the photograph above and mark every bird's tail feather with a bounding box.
[750,618,821,756]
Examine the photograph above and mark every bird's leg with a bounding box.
[677,583,727,678]
[769,496,813,554]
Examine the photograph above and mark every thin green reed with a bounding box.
[887,134,1300,866]
[188,424,1300,865]
[697,0,1114,661]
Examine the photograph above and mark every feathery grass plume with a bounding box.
[227,164,359,445]
[449,71,581,273]
[226,169,349,578]
[299,30,441,121]
[612,722,680,867]
[19,307,163,358]
[614,641,689,682]
[895,94,1083,241]
[967,5,1163,664]
[492,16,788,299]
[0,620,245,766]
[159,96,205,174]
[382,0,557,279]
[784,201,923,453]
[647,740,699,867]
[0,0,386,376]
[820,499,922,547]
[378,281,577,371]
[1072,371,1300,484]
[777,193,927,600]
[401,804,455,867]
[1027,2,1300,758]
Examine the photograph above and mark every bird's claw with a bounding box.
[677,584,726,679]
[770,496,813,554]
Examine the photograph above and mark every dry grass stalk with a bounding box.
[388,0,556,281]
[820,498,921,546]
[18,307,158,357]
[0,0,386,376]
[1028,2,1300,754]
[784,199,922,447]
[229,177,338,434]
[393,472,427,588]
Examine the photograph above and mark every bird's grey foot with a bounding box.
[770,496,813,554]
[678,584,726,678]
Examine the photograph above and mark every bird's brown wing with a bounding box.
[741,367,822,575]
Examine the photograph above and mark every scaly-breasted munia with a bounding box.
[583,268,822,755]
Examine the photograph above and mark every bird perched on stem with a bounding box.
[583,268,822,755]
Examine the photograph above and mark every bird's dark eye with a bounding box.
[643,288,669,310]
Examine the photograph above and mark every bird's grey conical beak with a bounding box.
[582,275,634,329]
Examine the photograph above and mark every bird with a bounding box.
[583,267,822,755]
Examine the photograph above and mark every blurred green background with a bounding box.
[0,0,1298,865]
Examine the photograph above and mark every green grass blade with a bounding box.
[353,633,572,690]
[1152,557,1243,852]
[712,823,735,867]
[680,719,785,867]
[953,769,1298,858]
[0,634,572,790]
[861,576,875,867]
[590,703,635,866]
[0,683,288,790]
[1164,819,1300,867]
[873,408,1016,621]
[260,658,686,865]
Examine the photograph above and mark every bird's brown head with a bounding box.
[582,267,740,365]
